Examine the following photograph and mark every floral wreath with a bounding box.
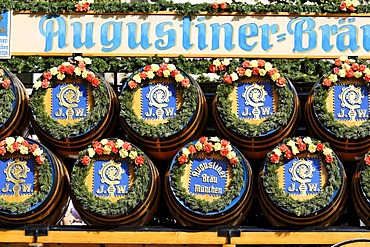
[262,137,342,216]
[339,0,359,12]
[360,151,370,200]
[170,136,245,213]
[119,63,198,139]
[30,56,109,139]
[71,138,150,216]
[0,68,15,126]
[313,56,370,140]
[215,59,294,137]
[0,136,52,214]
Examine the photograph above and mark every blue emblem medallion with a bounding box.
[334,84,368,121]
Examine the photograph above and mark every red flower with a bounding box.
[66,65,75,75]
[156,69,163,77]
[339,2,347,11]
[360,64,367,72]
[76,3,84,11]
[36,155,45,165]
[212,2,218,9]
[242,61,251,68]
[2,79,10,89]
[268,68,278,76]
[218,64,226,71]
[236,67,246,76]
[199,136,207,144]
[22,140,29,147]
[270,153,280,163]
[188,145,197,154]
[348,5,355,12]
[279,144,289,153]
[334,59,342,66]
[276,77,286,87]
[171,70,180,78]
[316,143,325,152]
[364,74,370,82]
[365,155,370,165]
[220,147,229,157]
[258,60,266,67]
[107,140,118,153]
[128,80,138,89]
[285,150,293,159]
[81,155,91,166]
[346,69,354,78]
[59,65,67,73]
[298,143,306,152]
[91,77,100,87]
[352,63,360,71]
[220,2,227,9]
[41,79,50,88]
[29,144,39,153]
[135,156,145,166]
[93,141,104,155]
[209,64,218,73]
[203,142,214,153]
[252,67,259,75]
[139,72,148,79]
[12,142,20,152]
[178,155,188,165]
[181,78,190,88]
[221,139,230,147]
[325,154,333,163]
[78,61,86,70]
[160,63,168,70]
[0,141,5,147]
[322,78,332,87]
[122,141,132,151]
[333,67,340,74]
[223,75,233,84]
[43,72,52,80]
[86,73,95,83]
[230,156,239,165]
[0,147,5,155]
[143,65,151,72]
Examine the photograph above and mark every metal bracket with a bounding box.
[217,227,241,244]
[25,224,49,246]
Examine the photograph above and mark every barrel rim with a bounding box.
[70,138,152,217]
[261,136,342,217]
[168,136,249,215]
[29,58,110,140]
[215,60,295,138]
[118,63,199,139]
[0,136,53,215]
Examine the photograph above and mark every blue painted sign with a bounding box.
[0,11,10,58]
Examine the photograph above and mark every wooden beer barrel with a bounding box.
[0,136,69,225]
[29,57,118,159]
[119,63,208,161]
[304,57,370,162]
[258,137,347,227]
[212,59,300,161]
[164,136,253,228]
[70,138,160,226]
[0,68,29,139]
[351,151,370,225]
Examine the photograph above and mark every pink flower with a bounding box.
[66,65,75,75]
[199,136,207,144]
[188,145,197,154]
[258,60,266,67]
[2,79,10,89]
[12,142,20,152]
[221,139,230,147]
[333,67,340,74]
[36,155,45,165]
[220,2,227,9]
[212,2,218,9]
[43,72,52,80]
[122,142,132,151]
[339,2,347,11]
[92,141,104,155]
[41,79,50,88]
[279,144,289,153]
[364,155,370,165]
[181,78,190,88]
[236,67,246,76]
[170,70,180,78]
[22,140,29,147]
[203,142,213,153]
[276,77,286,87]
[268,68,278,76]
[29,144,39,153]
[139,72,148,79]
[325,154,333,163]
[346,69,354,78]
[230,156,239,165]
[242,61,251,68]
[322,78,332,87]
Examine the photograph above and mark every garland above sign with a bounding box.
[5,11,370,58]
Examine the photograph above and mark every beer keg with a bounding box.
[258,136,347,227]
[119,63,207,161]
[0,67,29,139]
[0,136,69,225]
[352,151,370,225]
[212,59,300,161]
[29,57,118,159]
[70,138,160,226]
[164,136,253,228]
[305,57,370,162]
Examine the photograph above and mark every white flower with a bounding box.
[352,0,360,7]
[308,143,316,153]
[50,67,59,76]
[230,72,238,81]
[129,150,138,159]
[0,69,4,76]
[74,67,82,76]
[6,145,14,153]
[103,145,111,155]
[226,151,236,159]
[116,139,124,148]
[271,72,280,82]
[83,58,92,64]
[323,147,333,156]
[147,71,155,79]
[182,147,190,156]
[250,60,258,67]
[222,58,230,66]
[175,74,184,82]
[214,143,222,151]
[213,59,221,67]
[87,148,95,157]
[74,56,83,62]
[303,137,312,145]
[354,71,363,78]
[81,70,88,78]
[119,149,128,158]
[259,69,267,76]
[163,70,171,77]
[62,62,71,66]
[287,139,296,148]
[100,139,108,145]
[5,137,15,145]
[151,64,160,72]
[133,74,142,83]
[338,69,346,78]
[33,148,43,156]
[57,73,65,80]
[265,62,273,71]
[16,137,24,143]
[33,80,42,89]
[209,136,220,142]
[86,0,94,4]
[19,145,29,155]
[273,149,282,156]
[195,141,203,151]
[342,63,351,71]
[167,64,176,72]
[245,69,252,77]
[364,68,370,76]
[291,146,299,155]
[339,56,348,61]
[328,74,338,82]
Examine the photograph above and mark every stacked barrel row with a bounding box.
[0,56,369,228]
